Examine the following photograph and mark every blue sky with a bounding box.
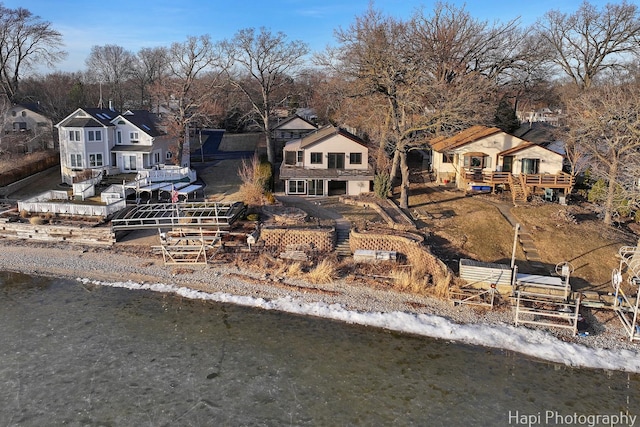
[12,0,608,73]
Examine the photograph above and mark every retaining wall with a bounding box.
[350,228,445,279]
[260,226,335,252]
[0,220,115,246]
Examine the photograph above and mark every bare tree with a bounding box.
[537,0,640,90]
[150,35,228,167]
[324,4,504,208]
[223,27,309,164]
[85,45,136,110]
[131,47,168,109]
[0,5,65,102]
[564,83,640,225]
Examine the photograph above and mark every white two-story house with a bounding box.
[56,108,174,184]
[279,125,373,196]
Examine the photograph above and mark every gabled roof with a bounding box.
[56,107,120,128]
[117,110,163,137]
[297,125,367,149]
[429,125,503,152]
[274,114,318,130]
[13,103,45,115]
[498,140,564,157]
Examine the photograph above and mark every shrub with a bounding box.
[20,209,29,218]
[30,216,44,225]
[374,173,391,199]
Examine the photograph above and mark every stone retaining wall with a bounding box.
[260,226,335,252]
[0,220,114,246]
[350,228,445,279]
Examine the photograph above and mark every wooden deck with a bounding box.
[464,171,573,188]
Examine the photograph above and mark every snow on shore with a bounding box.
[78,278,640,374]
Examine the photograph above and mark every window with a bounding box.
[521,158,539,174]
[284,151,303,165]
[154,152,160,163]
[124,155,137,170]
[502,156,513,173]
[130,131,139,143]
[349,153,362,165]
[87,130,102,141]
[89,153,103,167]
[166,151,173,160]
[21,111,26,117]
[310,152,322,164]
[117,131,122,144]
[284,151,297,165]
[288,180,305,194]
[69,130,80,141]
[442,153,454,163]
[87,130,100,141]
[327,153,345,169]
[11,111,16,117]
[70,154,82,168]
[308,179,323,196]
[463,154,491,169]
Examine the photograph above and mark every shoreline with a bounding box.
[2,239,639,373]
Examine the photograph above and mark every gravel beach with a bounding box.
[1,238,639,369]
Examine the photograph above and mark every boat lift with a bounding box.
[612,246,640,342]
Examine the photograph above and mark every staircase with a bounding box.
[334,219,351,256]
[508,174,527,205]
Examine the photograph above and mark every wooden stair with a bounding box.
[508,174,527,205]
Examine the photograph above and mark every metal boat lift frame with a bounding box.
[111,201,245,232]
[612,246,640,342]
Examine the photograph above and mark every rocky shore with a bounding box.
[1,238,639,372]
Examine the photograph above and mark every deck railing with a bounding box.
[464,171,574,188]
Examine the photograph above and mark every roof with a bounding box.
[13,103,45,115]
[430,125,503,152]
[56,107,120,128]
[119,110,163,137]
[110,145,154,153]
[512,122,560,144]
[274,115,318,131]
[296,125,367,149]
[498,140,564,157]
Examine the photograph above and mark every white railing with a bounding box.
[18,196,126,218]
[137,166,196,183]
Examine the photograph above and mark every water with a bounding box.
[0,271,638,426]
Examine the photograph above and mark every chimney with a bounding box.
[109,100,114,111]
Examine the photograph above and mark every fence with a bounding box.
[18,191,126,219]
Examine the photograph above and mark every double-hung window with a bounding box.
[69,130,80,141]
[130,131,139,143]
[89,153,103,167]
[88,130,102,142]
[70,154,82,168]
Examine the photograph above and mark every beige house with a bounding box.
[280,125,373,196]
[3,103,54,151]
[430,125,572,202]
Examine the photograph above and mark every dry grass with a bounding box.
[390,268,429,294]
[307,259,337,284]
[511,203,635,291]
[407,183,637,292]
